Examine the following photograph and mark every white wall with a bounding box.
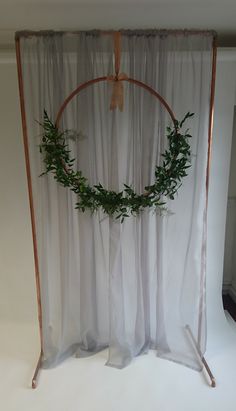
[227,108,236,198]
[222,105,236,299]
[0,51,37,324]
[218,51,236,301]
[0,48,235,331]
[222,109,236,292]
[206,50,236,328]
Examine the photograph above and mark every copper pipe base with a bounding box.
[185,325,216,388]
[32,351,42,389]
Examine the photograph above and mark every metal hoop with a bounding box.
[55,77,177,128]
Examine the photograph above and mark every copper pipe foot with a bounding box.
[185,325,216,388]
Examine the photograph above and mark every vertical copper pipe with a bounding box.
[15,37,43,387]
[206,37,217,198]
[197,37,217,348]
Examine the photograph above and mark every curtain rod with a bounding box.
[15,29,217,40]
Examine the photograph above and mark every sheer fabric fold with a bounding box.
[19,31,213,370]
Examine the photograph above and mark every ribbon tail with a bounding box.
[109,81,119,111]
[109,80,124,111]
[118,82,124,112]
[110,82,118,110]
[108,74,128,111]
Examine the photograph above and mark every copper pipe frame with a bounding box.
[15,37,43,389]
[15,30,217,389]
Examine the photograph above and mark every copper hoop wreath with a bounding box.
[53,76,179,206]
[55,77,177,127]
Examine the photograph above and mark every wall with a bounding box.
[206,50,236,328]
[0,51,37,324]
[222,108,236,296]
[0,48,236,331]
[219,52,236,301]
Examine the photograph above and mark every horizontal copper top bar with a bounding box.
[15,29,217,40]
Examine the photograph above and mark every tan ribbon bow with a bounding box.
[107,73,128,111]
[107,32,128,111]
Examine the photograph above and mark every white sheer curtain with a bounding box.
[19,30,214,370]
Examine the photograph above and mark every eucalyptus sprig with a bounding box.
[39,110,193,222]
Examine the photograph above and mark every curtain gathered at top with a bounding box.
[19,30,214,370]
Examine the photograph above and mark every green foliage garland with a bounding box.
[39,111,193,222]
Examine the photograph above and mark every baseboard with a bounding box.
[223,283,236,303]
[222,283,230,294]
[225,310,236,326]
[229,285,236,303]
